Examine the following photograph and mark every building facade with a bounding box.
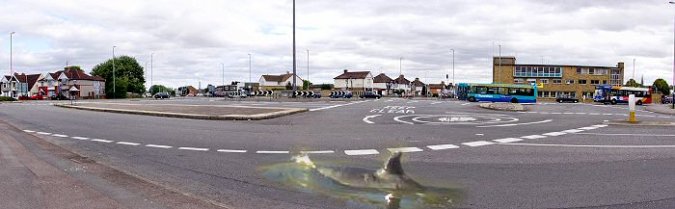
[258,72,304,90]
[493,57,624,100]
[333,70,374,93]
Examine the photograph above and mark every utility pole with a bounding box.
[151,53,154,89]
[248,54,252,83]
[307,49,310,83]
[632,58,636,80]
[10,32,15,75]
[451,49,455,85]
[399,57,403,75]
[221,63,225,87]
[112,46,116,97]
[292,0,297,92]
[497,44,502,84]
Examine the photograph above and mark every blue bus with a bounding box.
[457,83,537,103]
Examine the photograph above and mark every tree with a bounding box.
[302,80,312,90]
[91,55,146,98]
[625,79,640,87]
[149,85,172,95]
[653,78,671,95]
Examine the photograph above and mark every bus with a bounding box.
[457,83,537,103]
[593,85,651,105]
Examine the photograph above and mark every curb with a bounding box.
[478,103,526,112]
[54,104,308,120]
[606,120,675,126]
[645,105,675,116]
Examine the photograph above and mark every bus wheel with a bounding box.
[636,100,643,105]
[610,99,617,105]
[468,97,476,102]
[510,98,519,103]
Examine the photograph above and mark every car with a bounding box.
[556,95,579,103]
[154,92,170,99]
[360,92,381,99]
[663,96,673,104]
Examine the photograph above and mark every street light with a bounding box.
[292,0,297,92]
[112,46,116,97]
[221,63,225,87]
[150,53,154,89]
[399,57,403,75]
[248,53,252,83]
[10,32,15,75]
[450,49,455,85]
[307,49,310,82]
[671,1,675,109]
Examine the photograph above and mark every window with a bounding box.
[602,80,607,84]
[514,66,562,77]
[578,80,587,84]
[588,69,594,75]
[567,80,575,84]
[513,79,524,84]
[591,80,600,85]
[541,79,549,84]
[552,79,562,84]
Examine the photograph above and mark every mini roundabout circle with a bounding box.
[394,113,519,125]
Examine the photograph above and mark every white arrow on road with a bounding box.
[362,114,381,124]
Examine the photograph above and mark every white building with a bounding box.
[333,70,374,93]
[258,72,304,90]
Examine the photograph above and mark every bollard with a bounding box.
[628,94,637,123]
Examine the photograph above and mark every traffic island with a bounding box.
[55,102,307,120]
[645,104,675,116]
[478,103,526,112]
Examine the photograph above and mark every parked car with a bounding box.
[663,96,673,104]
[154,92,170,99]
[556,95,579,103]
[360,92,381,99]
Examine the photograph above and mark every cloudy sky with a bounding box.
[0,0,674,87]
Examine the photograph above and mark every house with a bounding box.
[176,86,198,96]
[333,70,374,93]
[37,67,106,99]
[372,73,394,95]
[428,82,447,96]
[411,78,426,96]
[15,73,42,97]
[392,75,411,95]
[259,72,304,90]
[0,75,20,98]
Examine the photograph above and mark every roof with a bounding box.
[373,73,393,83]
[428,84,445,89]
[262,74,294,82]
[51,67,105,81]
[393,75,410,84]
[334,70,371,79]
[411,78,425,86]
[14,73,41,88]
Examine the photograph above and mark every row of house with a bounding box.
[1,67,106,99]
[333,70,449,96]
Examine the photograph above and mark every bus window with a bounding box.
[487,87,498,94]
[477,87,487,94]
[498,87,508,95]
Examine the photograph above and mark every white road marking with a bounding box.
[462,141,495,147]
[589,113,600,115]
[344,149,380,155]
[461,103,471,106]
[550,112,562,114]
[309,100,367,111]
[562,129,584,133]
[520,135,547,139]
[602,113,613,116]
[91,139,113,143]
[146,144,173,149]
[71,136,89,140]
[362,114,381,124]
[563,112,574,115]
[300,150,335,154]
[573,133,675,137]
[543,132,567,137]
[407,100,419,104]
[592,124,608,128]
[178,147,209,151]
[256,150,290,154]
[37,132,52,135]
[23,130,35,133]
[52,134,69,138]
[575,112,586,115]
[477,119,552,128]
[578,126,598,130]
[430,101,442,105]
[217,149,247,153]
[493,138,523,143]
[116,141,140,146]
[427,144,460,150]
[503,143,675,149]
[387,147,423,153]
[393,115,414,125]
[475,133,484,136]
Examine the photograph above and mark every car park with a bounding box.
[154,92,170,99]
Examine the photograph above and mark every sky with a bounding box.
[0,0,674,88]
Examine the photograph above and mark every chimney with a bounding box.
[344,69,348,74]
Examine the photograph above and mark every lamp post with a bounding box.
[150,53,154,89]
[10,32,15,75]
[221,63,225,87]
[112,46,116,98]
[248,53,252,83]
[292,0,297,92]
[450,49,455,85]
[307,49,310,82]
[671,1,675,109]
[399,57,403,75]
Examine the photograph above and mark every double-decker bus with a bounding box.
[457,83,537,103]
[593,85,652,105]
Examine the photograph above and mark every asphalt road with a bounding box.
[2,98,675,208]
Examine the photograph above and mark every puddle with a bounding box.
[259,154,462,209]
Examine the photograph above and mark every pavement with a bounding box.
[646,104,675,115]
[2,98,675,208]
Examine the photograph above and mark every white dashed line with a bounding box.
[461,103,471,106]
[543,132,567,137]
[37,132,52,135]
[256,150,290,154]
[116,141,140,146]
[300,150,335,154]
[23,130,35,133]
[592,124,608,128]
[146,144,173,149]
[178,147,209,151]
[309,100,367,111]
[521,135,547,139]
[427,144,460,150]
[578,126,598,130]
[71,136,89,140]
[344,149,380,155]
[52,134,69,138]
[387,147,423,153]
[562,129,584,133]
[493,138,523,143]
[91,139,113,143]
[217,149,247,153]
[462,141,495,147]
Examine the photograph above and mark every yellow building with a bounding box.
[493,57,624,101]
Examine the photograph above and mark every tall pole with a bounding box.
[112,46,116,97]
[221,63,225,86]
[307,49,310,82]
[292,0,297,92]
[248,54,252,83]
[498,44,502,84]
[451,49,455,85]
[150,53,154,89]
[10,32,15,75]
[399,57,403,75]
